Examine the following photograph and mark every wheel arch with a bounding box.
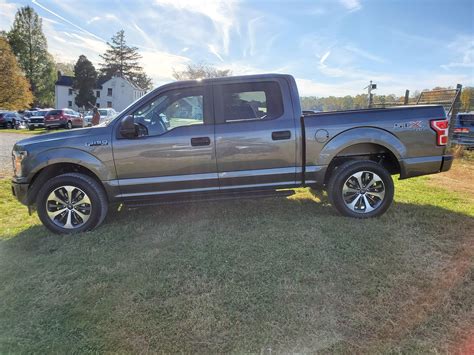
[320,128,405,185]
[25,148,111,205]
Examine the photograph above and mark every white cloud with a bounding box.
[343,45,386,63]
[339,0,362,12]
[0,0,18,30]
[441,35,474,70]
[320,51,331,65]
[153,0,238,59]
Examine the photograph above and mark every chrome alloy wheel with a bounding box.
[46,185,92,229]
[342,171,385,213]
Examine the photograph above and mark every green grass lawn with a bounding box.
[0,168,473,353]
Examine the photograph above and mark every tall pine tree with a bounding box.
[7,6,56,107]
[73,55,97,109]
[0,37,33,110]
[99,30,152,90]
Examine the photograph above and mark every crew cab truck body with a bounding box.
[11,74,453,234]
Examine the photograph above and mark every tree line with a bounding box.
[0,6,151,110]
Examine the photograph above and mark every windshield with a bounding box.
[99,110,108,116]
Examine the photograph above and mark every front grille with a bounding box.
[29,118,44,123]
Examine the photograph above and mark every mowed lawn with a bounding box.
[0,159,473,353]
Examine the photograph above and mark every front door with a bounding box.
[112,85,218,199]
[213,79,297,190]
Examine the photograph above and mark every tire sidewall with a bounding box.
[330,161,394,218]
[37,175,103,234]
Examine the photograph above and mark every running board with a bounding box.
[124,189,295,208]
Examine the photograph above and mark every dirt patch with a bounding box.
[428,159,474,202]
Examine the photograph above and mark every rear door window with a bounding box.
[215,81,284,123]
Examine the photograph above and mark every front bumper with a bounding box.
[11,180,29,205]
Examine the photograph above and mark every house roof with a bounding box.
[55,74,146,91]
[55,75,74,86]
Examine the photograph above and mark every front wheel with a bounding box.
[327,160,394,218]
[66,121,73,129]
[36,173,108,234]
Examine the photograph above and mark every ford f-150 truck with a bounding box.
[11,74,453,234]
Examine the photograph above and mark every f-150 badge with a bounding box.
[85,140,108,147]
[394,121,423,130]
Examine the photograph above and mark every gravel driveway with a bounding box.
[0,132,32,178]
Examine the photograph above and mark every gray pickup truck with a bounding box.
[11,74,453,234]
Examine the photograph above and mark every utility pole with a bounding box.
[365,81,377,108]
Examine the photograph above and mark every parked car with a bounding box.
[452,112,474,149]
[84,108,118,126]
[14,116,28,130]
[11,74,453,234]
[0,112,22,129]
[24,109,51,130]
[44,109,84,129]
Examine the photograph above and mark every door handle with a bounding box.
[272,130,291,140]
[191,137,211,146]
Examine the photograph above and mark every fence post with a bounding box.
[404,90,409,105]
[447,84,463,144]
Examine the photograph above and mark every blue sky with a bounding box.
[1,0,473,96]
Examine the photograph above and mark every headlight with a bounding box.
[12,150,27,177]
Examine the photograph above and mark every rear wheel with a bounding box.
[327,160,394,218]
[36,173,108,234]
[6,122,12,129]
[66,121,73,129]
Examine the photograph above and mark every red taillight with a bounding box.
[454,127,470,134]
[430,119,449,146]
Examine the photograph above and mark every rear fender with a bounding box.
[318,127,406,166]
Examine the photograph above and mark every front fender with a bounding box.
[23,147,114,182]
[317,127,407,166]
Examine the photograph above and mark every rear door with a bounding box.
[213,78,297,190]
[112,84,218,198]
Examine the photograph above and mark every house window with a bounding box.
[68,88,73,95]
[96,90,100,98]
[107,88,112,96]
[107,101,112,108]
[68,101,72,107]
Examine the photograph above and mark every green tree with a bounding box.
[72,55,97,109]
[99,30,152,90]
[55,61,75,76]
[173,62,232,80]
[7,6,55,106]
[461,87,474,112]
[0,37,34,110]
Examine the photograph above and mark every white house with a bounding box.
[55,73,147,112]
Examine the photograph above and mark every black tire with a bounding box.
[29,126,35,130]
[6,122,12,129]
[327,160,394,218]
[66,121,73,129]
[36,173,108,234]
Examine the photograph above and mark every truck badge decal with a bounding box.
[85,140,108,147]
[394,121,423,130]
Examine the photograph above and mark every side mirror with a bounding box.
[119,115,137,138]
